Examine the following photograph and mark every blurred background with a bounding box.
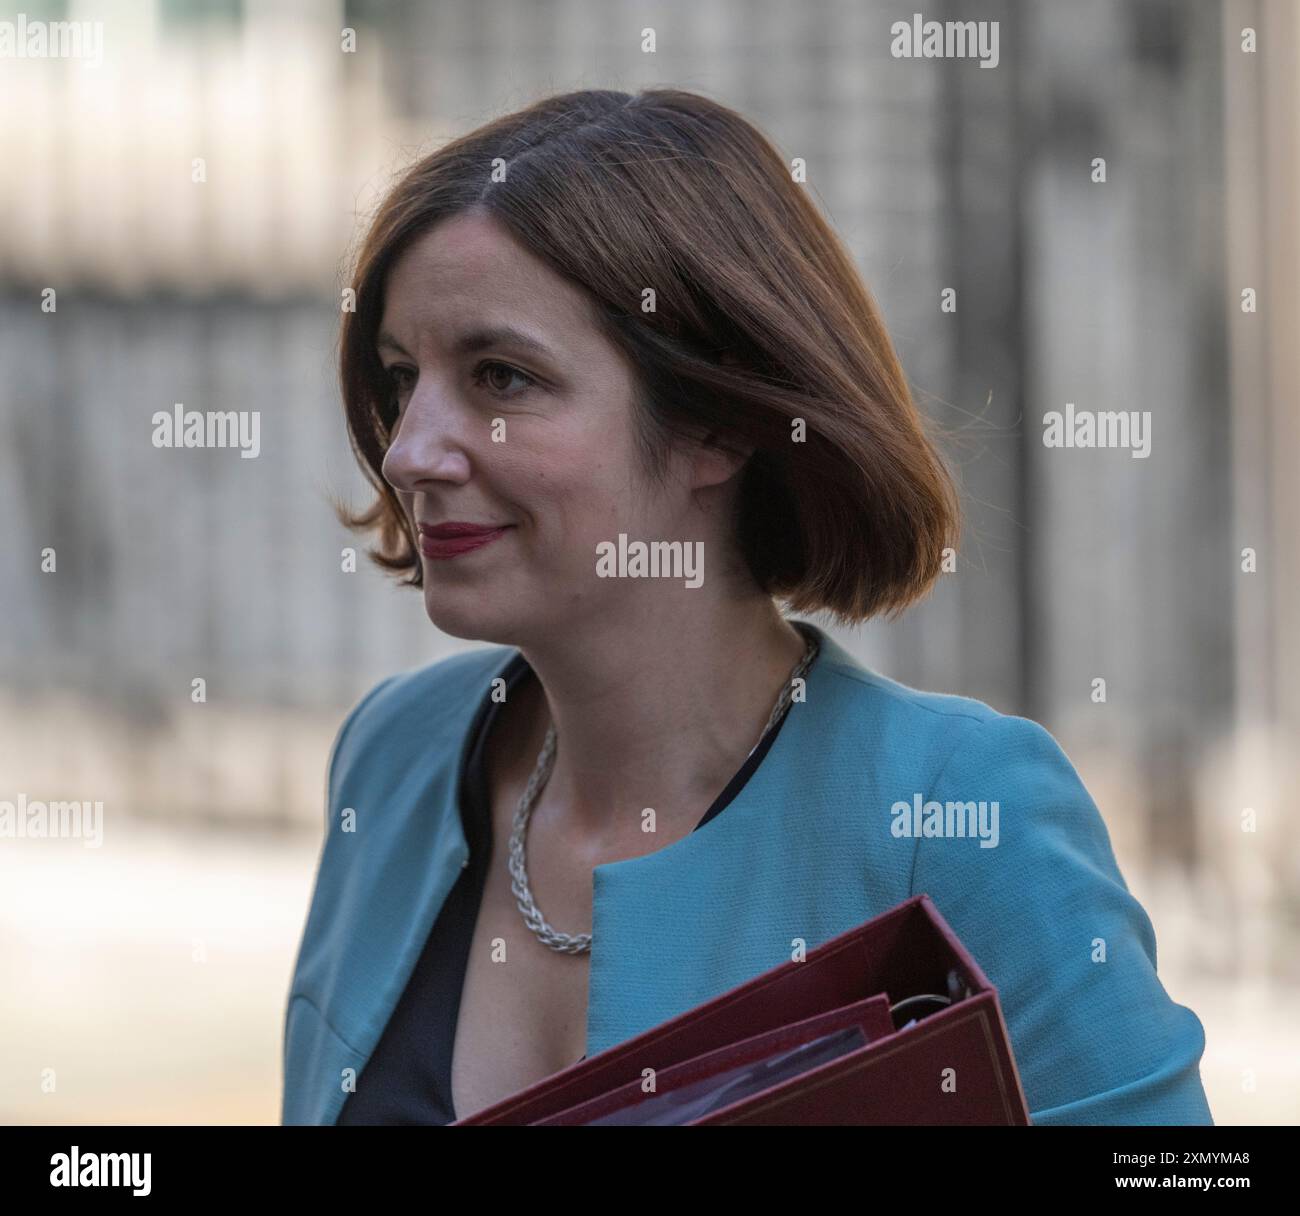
[0,0,1296,1124]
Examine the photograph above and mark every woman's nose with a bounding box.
[381,389,473,491]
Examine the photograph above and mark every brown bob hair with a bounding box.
[337,87,959,624]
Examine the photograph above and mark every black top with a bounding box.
[337,633,808,1124]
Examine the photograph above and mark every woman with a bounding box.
[282,88,1213,1126]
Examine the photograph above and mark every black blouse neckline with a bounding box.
[462,620,818,838]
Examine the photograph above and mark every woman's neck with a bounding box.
[515,598,810,842]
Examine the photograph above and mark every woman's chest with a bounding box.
[450,874,592,1119]
[449,808,594,1121]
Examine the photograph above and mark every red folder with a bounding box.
[452,894,1030,1125]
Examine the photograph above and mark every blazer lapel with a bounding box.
[289,644,518,1124]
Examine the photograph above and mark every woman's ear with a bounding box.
[662,347,748,488]
[691,431,752,488]
[687,351,750,485]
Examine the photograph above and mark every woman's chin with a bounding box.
[422,592,513,645]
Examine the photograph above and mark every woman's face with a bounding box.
[377,209,740,646]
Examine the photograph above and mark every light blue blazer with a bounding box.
[281,623,1214,1125]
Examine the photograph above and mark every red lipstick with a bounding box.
[418,521,512,560]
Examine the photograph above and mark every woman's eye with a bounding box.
[386,366,416,395]
[473,360,537,397]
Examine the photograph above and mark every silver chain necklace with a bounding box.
[507,626,820,955]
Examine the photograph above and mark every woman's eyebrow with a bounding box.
[453,325,558,361]
[375,325,556,360]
